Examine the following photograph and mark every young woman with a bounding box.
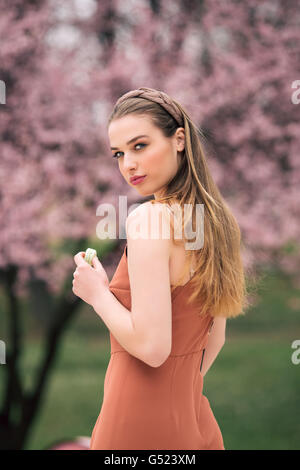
[72,87,249,450]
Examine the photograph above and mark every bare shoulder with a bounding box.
[127,200,171,219]
[126,201,173,244]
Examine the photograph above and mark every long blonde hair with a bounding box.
[108,90,256,318]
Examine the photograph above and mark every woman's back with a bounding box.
[167,208,197,287]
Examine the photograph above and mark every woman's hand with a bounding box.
[72,252,109,307]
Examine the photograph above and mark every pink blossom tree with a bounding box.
[0,0,130,449]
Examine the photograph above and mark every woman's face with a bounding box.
[108,114,185,199]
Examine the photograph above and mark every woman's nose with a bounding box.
[122,153,137,169]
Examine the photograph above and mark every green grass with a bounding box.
[24,333,111,450]
[204,335,299,450]
[1,266,299,449]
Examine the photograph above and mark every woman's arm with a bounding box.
[92,202,172,368]
[92,289,157,366]
[201,317,226,377]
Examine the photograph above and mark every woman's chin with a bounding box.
[137,188,152,197]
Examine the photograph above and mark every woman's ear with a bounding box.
[175,127,185,152]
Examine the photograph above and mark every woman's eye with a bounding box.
[113,151,122,158]
[113,143,146,158]
[135,143,146,150]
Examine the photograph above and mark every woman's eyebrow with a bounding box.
[110,134,149,150]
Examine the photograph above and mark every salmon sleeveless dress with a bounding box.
[90,243,225,450]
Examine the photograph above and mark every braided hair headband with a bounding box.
[114,87,184,127]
